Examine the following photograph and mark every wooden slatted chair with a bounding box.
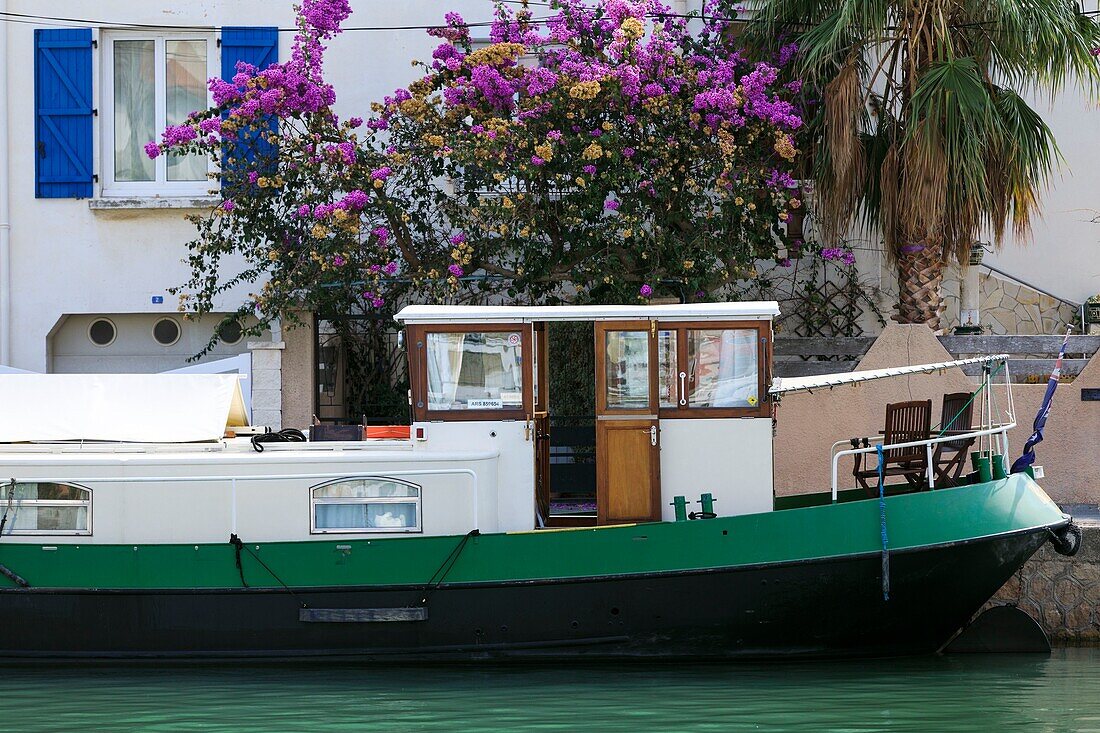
[933,392,976,487]
[853,399,933,496]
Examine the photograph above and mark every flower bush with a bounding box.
[152,0,805,348]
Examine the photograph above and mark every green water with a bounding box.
[2,650,1099,732]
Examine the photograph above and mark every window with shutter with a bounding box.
[101,31,217,196]
[219,27,279,193]
[34,28,94,199]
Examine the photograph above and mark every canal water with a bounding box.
[2,649,1099,732]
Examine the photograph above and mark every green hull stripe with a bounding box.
[0,475,1064,590]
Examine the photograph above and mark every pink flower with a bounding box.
[604,199,620,210]
[372,226,391,244]
[333,255,346,266]
[450,232,466,245]
[531,155,546,166]
[144,142,161,159]
[247,171,260,184]
[448,264,464,278]
[221,200,235,211]
[639,284,653,298]
[382,261,399,275]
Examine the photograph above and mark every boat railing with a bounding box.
[829,422,1016,502]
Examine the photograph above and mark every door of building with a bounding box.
[594,321,661,524]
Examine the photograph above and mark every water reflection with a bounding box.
[2,649,1098,732]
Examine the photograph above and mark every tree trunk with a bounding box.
[894,241,944,329]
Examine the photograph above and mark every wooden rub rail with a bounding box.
[774,335,1100,382]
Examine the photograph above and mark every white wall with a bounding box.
[659,418,774,520]
[1,0,523,372]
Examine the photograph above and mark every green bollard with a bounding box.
[699,493,716,518]
[671,496,688,522]
[992,454,1007,480]
[971,452,993,483]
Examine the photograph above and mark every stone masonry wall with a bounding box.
[987,524,1100,646]
[941,269,1078,335]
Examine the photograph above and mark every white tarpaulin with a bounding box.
[768,354,1009,396]
[0,374,248,443]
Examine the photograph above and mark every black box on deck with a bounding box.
[310,424,363,442]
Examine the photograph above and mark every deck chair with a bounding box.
[853,399,933,497]
[933,392,976,487]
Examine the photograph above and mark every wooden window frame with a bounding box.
[595,321,659,417]
[657,320,771,419]
[407,323,534,422]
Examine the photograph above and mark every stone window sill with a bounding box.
[88,196,220,212]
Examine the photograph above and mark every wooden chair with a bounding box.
[933,392,976,487]
[853,399,933,496]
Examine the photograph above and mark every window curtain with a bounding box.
[426,333,465,409]
[713,330,757,406]
[113,40,155,182]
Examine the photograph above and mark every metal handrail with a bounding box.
[830,422,1016,502]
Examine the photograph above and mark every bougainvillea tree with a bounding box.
[151,0,805,348]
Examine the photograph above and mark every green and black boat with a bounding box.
[0,303,1076,660]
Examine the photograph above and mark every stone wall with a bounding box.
[941,268,1078,335]
[988,525,1100,646]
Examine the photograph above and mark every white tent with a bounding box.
[0,373,249,443]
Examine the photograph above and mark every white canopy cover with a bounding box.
[768,354,1009,396]
[0,374,248,443]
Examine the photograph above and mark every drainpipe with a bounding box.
[0,0,11,366]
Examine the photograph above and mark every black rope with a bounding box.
[420,529,480,605]
[0,563,28,588]
[251,428,307,453]
[229,533,309,608]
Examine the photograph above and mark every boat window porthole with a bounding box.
[152,317,181,346]
[88,318,116,347]
[217,319,244,345]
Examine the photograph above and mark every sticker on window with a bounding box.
[507,333,521,347]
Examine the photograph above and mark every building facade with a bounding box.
[0,0,1096,430]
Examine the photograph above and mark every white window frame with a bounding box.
[2,482,92,536]
[101,30,217,197]
[309,477,423,534]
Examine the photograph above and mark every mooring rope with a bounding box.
[876,444,890,602]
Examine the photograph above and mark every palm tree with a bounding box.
[746,0,1100,328]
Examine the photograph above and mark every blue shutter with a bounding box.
[220,27,279,190]
[34,28,94,199]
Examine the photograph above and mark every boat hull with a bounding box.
[0,527,1052,660]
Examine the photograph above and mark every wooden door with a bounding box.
[595,322,661,524]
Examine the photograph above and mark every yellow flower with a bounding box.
[773,132,797,161]
[426,134,445,148]
[502,197,514,209]
[601,121,614,131]
[311,224,328,239]
[735,196,744,205]
[623,229,633,238]
[582,143,603,160]
[466,42,525,67]
[575,177,587,187]
[373,179,384,189]
[789,197,802,209]
[747,202,756,211]
[569,81,602,100]
[620,17,644,39]
[683,260,694,270]
[534,142,554,161]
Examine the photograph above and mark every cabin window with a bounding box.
[686,329,759,408]
[1,482,91,535]
[426,331,524,411]
[658,323,767,417]
[310,478,421,533]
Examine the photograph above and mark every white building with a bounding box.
[0,0,1096,428]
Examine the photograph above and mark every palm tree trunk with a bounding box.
[894,241,944,329]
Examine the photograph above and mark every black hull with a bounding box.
[0,529,1049,661]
